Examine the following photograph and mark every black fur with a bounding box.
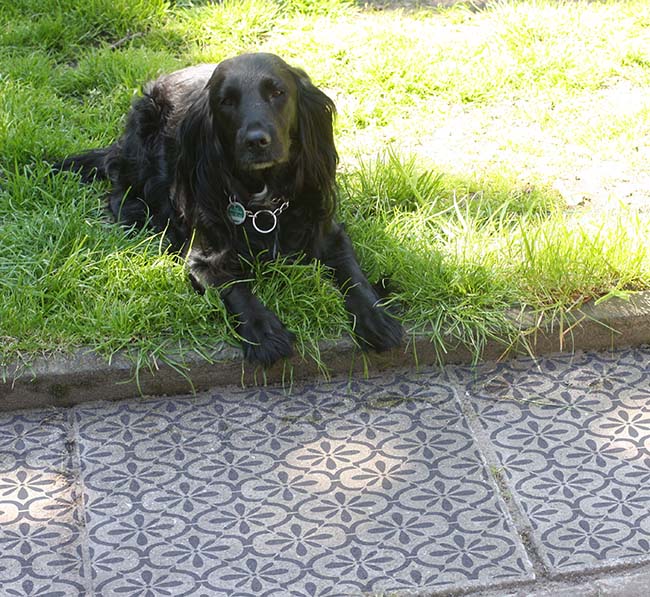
[54,52,403,366]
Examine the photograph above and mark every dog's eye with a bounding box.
[220,97,235,107]
[270,88,284,99]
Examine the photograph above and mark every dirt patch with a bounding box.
[406,82,650,213]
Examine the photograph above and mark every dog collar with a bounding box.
[226,186,289,234]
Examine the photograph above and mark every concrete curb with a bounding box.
[2,291,650,412]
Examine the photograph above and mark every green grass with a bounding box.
[1,0,649,375]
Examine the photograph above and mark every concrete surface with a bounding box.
[3,291,650,412]
[1,345,650,595]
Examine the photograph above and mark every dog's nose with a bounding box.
[245,129,271,150]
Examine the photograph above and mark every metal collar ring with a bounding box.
[252,210,278,234]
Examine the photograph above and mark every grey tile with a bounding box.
[464,347,650,576]
[595,569,650,597]
[0,410,86,595]
[75,370,533,595]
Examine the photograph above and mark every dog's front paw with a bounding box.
[237,311,296,367]
[351,303,404,353]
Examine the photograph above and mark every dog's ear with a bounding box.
[291,68,339,217]
[175,92,230,230]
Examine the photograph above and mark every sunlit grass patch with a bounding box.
[2,0,650,375]
[512,209,650,308]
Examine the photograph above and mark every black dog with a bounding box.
[55,52,403,366]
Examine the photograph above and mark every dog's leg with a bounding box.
[188,247,295,366]
[220,284,296,366]
[319,223,403,352]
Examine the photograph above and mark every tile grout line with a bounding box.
[450,376,551,586]
[66,407,96,597]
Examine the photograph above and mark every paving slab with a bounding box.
[0,409,87,595]
[462,347,650,578]
[2,346,650,595]
[73,369,533,596]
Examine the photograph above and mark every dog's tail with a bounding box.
[52,146,114,183]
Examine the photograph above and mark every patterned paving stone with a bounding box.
[0,409,86,595]
[75,370,533,596]
[6,347,650,594]
[464,347,650,577]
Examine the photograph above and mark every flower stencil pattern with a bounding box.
[7,347,650,594]
[0,372,532,597]
[74,368,531,595]
[467,347,650,574]
[0,412,84,595]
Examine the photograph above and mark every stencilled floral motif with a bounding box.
[531,390,607,423]
[469,369,560,403]
[589,407,650,442]
[0,414,67,454]
[582,486,650,518]
[417,533,510,577]
[494,419,579,451]
[133,429,214,464]
[187,450,274,484]
[519,468,607,501]
[399,478,490,513]
[560,356,645,391]
[339,457,428,491]
[78,410,169,444]
[195,501,286,537]
[235,421,316,452]
[140,480,233,514]
[179,399,266,437]
[253,522,346,557]
[220,557,301,593]
[385,428,473,461]
[284,440,372,473]
[325,410,412,442]
[91,511,186,548]
[84,460,179,494]
[148,532,245,568]
[240,469,331,503]
[0,521,75,556]
[543,519,634,557]
[277,392,352,426]
[0,469,65,502]
[465,348,650,574]
[356,511,443,547]
[555,437,633,468]
[315,545,404,583]
[300,491,389,525]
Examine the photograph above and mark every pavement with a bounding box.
[2,340,650,595]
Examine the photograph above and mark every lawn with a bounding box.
[1,0,649,374]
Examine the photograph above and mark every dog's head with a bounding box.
[207,53,299,173]
[177,53,338,226]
